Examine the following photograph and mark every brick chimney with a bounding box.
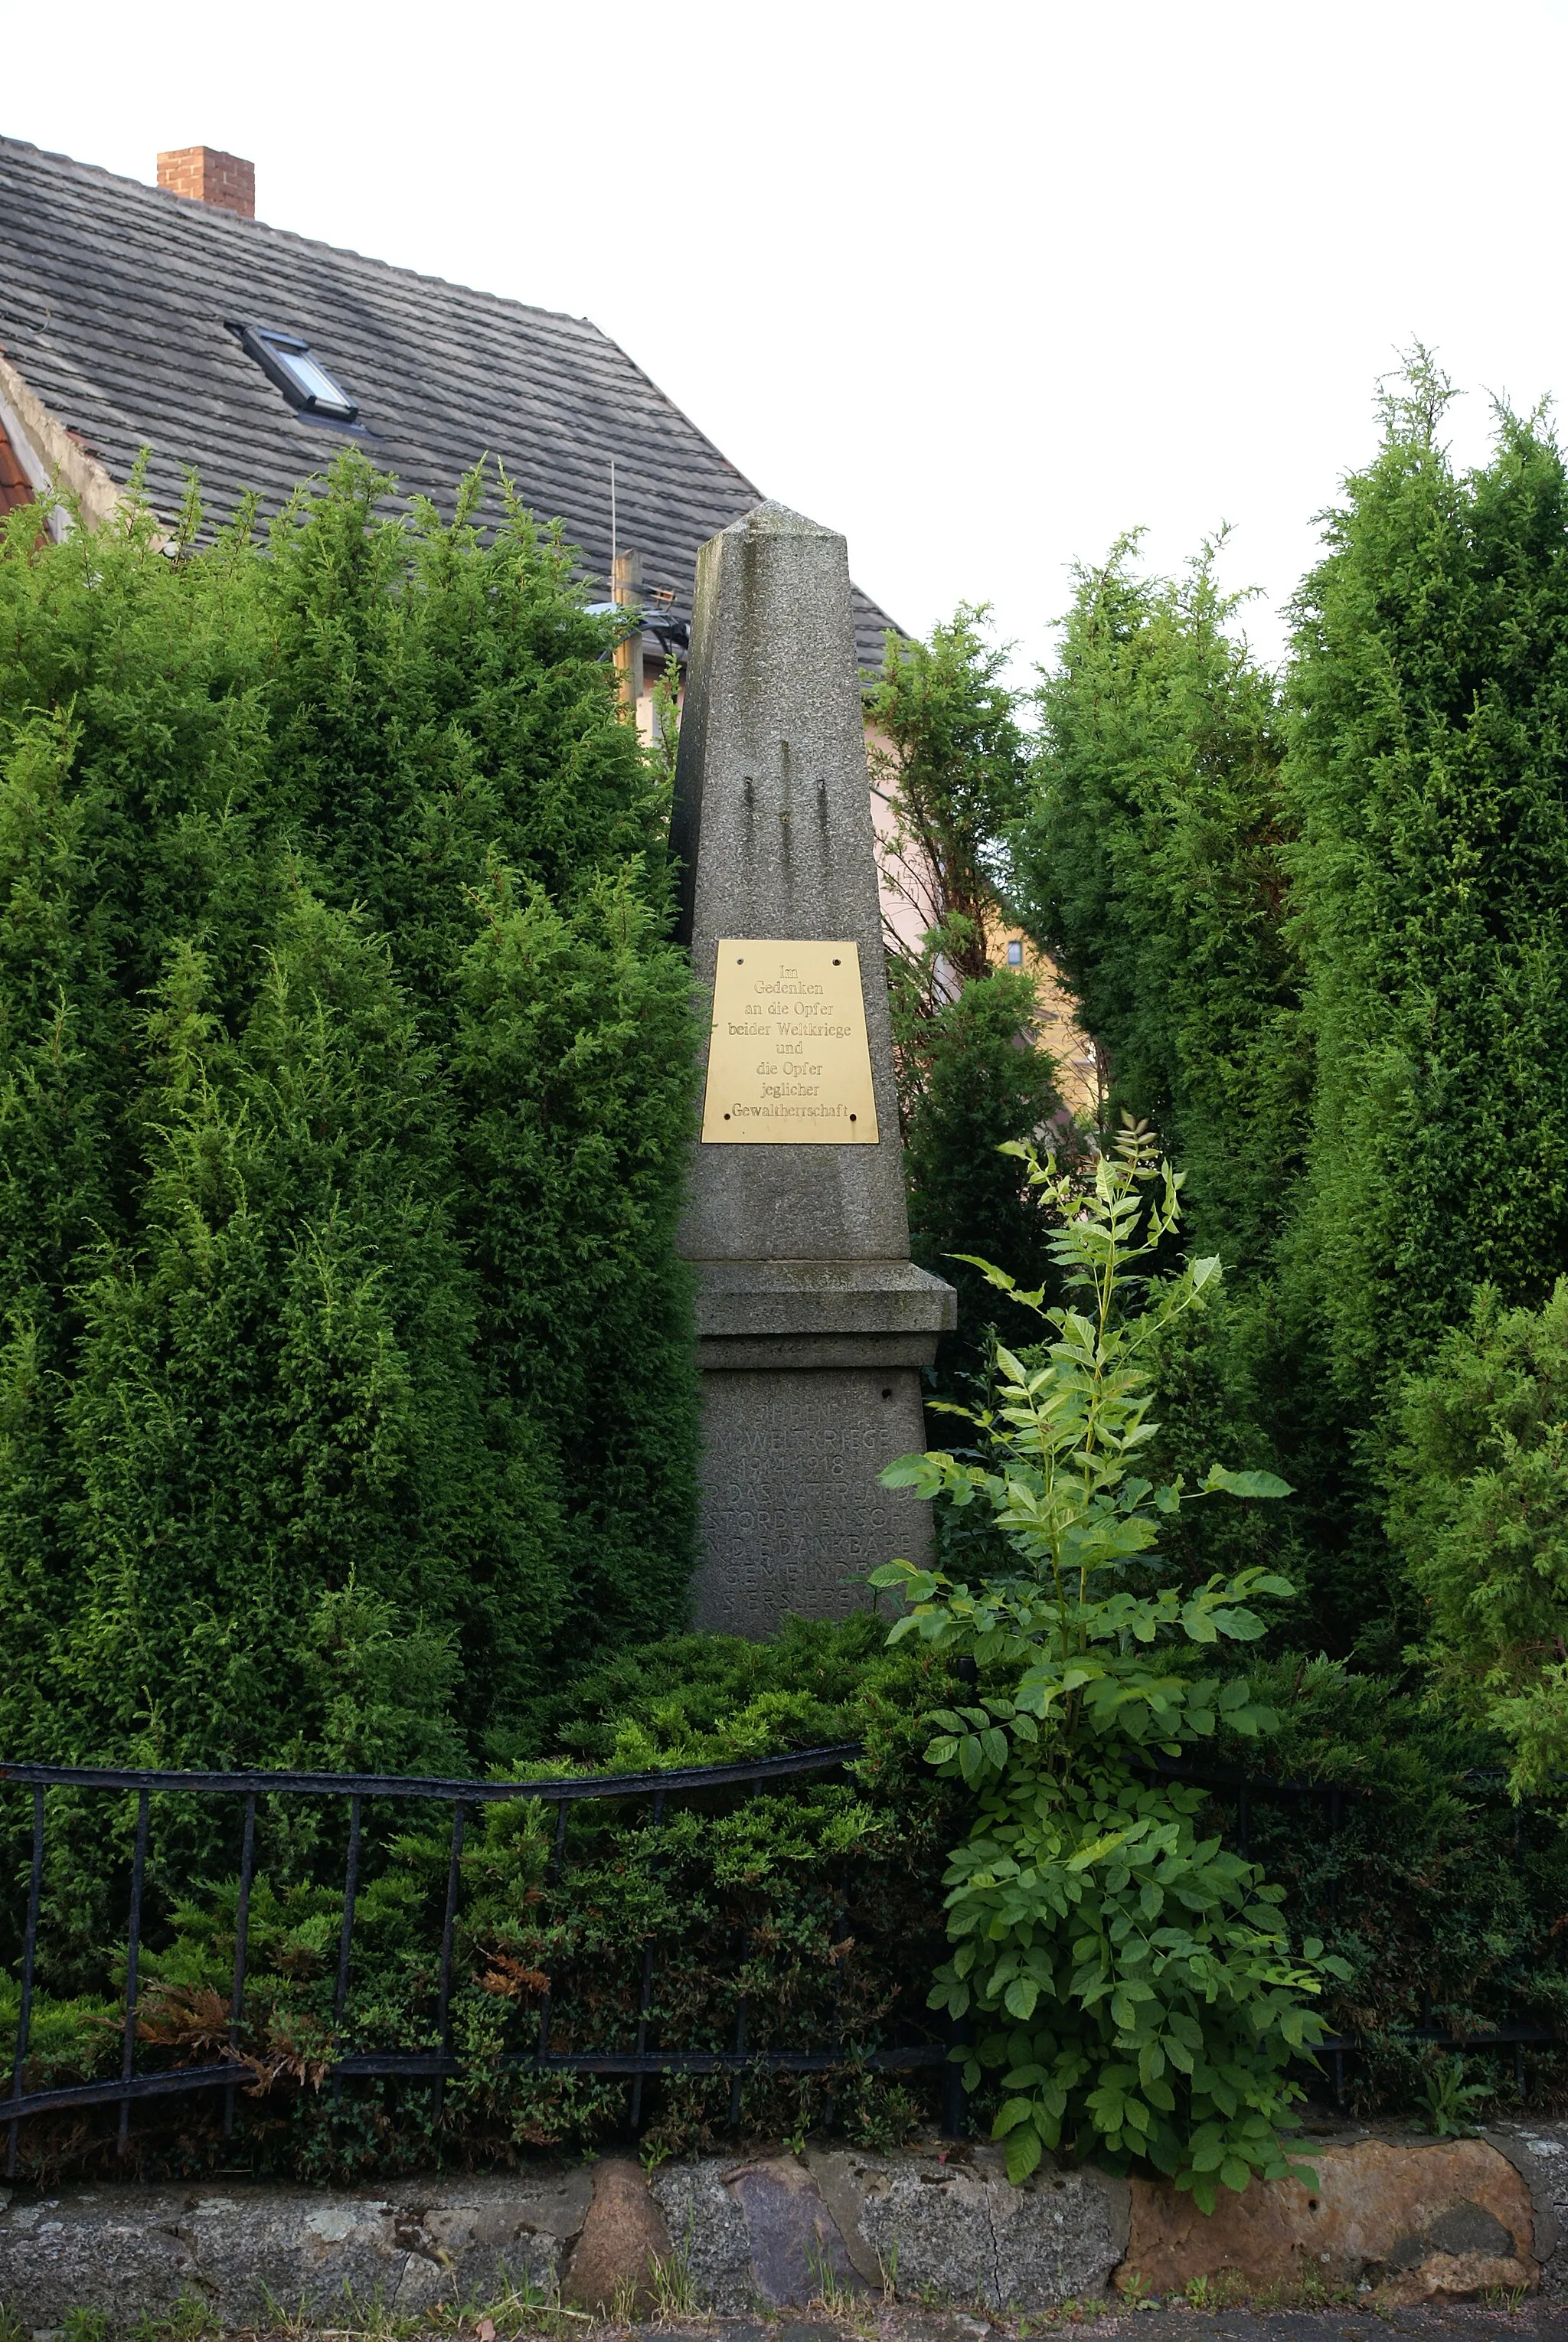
[156,147,255,219]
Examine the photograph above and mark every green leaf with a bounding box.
[1208,1606,1266,1641]
[923,1737,959,1766]
[879,1456,941,1491]
[1202,1465,1294,1501]
[1067,1830,1127,1871]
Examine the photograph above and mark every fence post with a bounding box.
[942,2011,971,2138]
[119,1788,151,2154]
[7,1784,44,2180]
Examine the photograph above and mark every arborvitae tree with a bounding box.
[898,964,1062,1357]
[870,604,1031,988]
[0,457,697,1774]
[1017,372,1568,1661]
[867,609,1063,1366]
[1282,368,1568,1419]
[1018,535,1301,1276]
[1386,1278,1568,1803]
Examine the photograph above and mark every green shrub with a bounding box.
[871,1125,1345,2207]
[898,964,1063,1363]
[1017,533,1298,1278]
[0,456,697,1787]
[1018,372,1568,1667]
[867,606,1064,1380]
[1,1618,969,2182]
[1282,367,1568,1427]
[1387,1279,1568,1801]
[1215,1653,1568,2115]
[867,604,1031,998]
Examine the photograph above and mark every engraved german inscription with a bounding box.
[701,938,879,1145]
[691,1369,930,1635]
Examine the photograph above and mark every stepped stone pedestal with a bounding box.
[671,501,955,1638]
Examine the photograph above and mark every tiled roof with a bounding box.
[0,136,899,667]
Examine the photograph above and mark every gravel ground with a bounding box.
[635,2311,1565,2340]
[195,2304,1568,2342]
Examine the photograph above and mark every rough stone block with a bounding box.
[560,2156,671,2316]
[649,2158,756,2314]
[1117,2135,1537,2304]
[652,2144,1124,2313]
[725,2157,862,2305]
[1493,2120,1568,2295]
[648,2153,861,2312]
[815,2142,1128,2311]
[0,2171,591,2324]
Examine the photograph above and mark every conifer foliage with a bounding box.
[867,609,1063,1360]
[1018,366,1568,1663]
[1018,536,1296,1277]
[0,458,698,1773]
[1283,368,1568,1413]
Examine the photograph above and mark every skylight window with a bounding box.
[230,321,358,421]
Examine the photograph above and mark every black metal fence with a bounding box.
[1151,1753,1565,2108]
[2,1743,950,2177]
[4,1744,1563,2177]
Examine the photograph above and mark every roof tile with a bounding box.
[0,136,897,667]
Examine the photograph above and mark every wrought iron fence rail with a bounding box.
[3,1740,905,2172]
[1,2068,241,2121]
[4,1743,1562,2171]
[0,2041,949,2128]
[0,1743,865,1805]
[1319,2026,1560,2051]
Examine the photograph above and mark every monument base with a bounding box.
[688,1260,954,1638]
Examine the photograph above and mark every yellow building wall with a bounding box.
[985,920,1102,1126]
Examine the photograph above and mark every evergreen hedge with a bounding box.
[7,1620,1563,2184]
[0,458,699,1779]
[1018,534,1298,1279]
[1283,372,1568,1419]
[1020,376,1568,1661]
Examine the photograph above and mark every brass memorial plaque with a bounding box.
[701,939,880,1145]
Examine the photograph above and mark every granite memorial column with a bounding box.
[671,501,956,1638]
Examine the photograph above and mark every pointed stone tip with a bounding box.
[724,498,841,540]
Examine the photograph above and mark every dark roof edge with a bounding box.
[590,322,761,504]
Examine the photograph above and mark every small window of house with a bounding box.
[230,321,358,421]
[1006,938,1024,966]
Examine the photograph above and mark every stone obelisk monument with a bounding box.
[671,501,956,1638]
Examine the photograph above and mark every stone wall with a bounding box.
[2,2125,1564,2326]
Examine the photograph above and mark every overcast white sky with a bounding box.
[6,0,1568,676]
